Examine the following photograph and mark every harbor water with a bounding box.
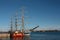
[0,32,60,40]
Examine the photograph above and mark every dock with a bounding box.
[0,33,10,38]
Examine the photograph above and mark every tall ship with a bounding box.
[10,7,39,38]
[10,8,30,38]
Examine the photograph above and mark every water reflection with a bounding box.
[10,36,30,40]
[12,37,23,40]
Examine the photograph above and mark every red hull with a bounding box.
[12,32,24,37]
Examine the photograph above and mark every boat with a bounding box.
[10,8,39,38]
[10,8,30,38]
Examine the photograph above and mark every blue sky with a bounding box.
[0,0,60,31]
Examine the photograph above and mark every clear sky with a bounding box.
[0,0,60,31]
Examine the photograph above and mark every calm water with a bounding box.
[31,32,60,40]
[0,32,60,40]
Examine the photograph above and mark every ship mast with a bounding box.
[21,7,24,33]
[10,16,13,32]
[15,13,18,31]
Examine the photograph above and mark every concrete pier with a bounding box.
[0,33,10,38]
